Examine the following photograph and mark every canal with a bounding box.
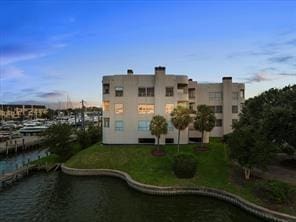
[0,149,47,174]
[0,172,267,222]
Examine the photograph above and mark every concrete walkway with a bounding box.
[254,164,296,185]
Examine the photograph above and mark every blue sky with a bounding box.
[0,1,296,107]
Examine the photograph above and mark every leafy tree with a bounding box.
[171,106,192,152]
[237,85,296,156]
[150,115,168,151]
[194,105,216,145]
[87,124,102,144]
[227,126,276,180]
[43,123,73,160]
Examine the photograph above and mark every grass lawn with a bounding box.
[65,140,296,215]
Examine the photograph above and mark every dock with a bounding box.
[0,164,36,186]
[0,136,44,155]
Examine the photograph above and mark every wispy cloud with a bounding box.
[269,55,294,64]
[245,72,272,83]
[36,90,66,99]
[277,72,296,76]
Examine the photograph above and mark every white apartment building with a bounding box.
[102,67,245,144]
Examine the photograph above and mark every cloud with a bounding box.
[269,55,294,63]
[245,72,273,83]
[36,90,66,99]
[285,38,296,46]
[1,66,25,79]
[277,72,296,77]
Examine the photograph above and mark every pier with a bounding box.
[0,136,44,155]
[0,164,36,186]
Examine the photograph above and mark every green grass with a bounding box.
[66,142,256,198]
[32,154,60,166]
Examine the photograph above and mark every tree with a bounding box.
[227,126,276,180]
[150,115,168,153]
[171,106,192,152]
[194,105,215,146]
[43,123,73,160]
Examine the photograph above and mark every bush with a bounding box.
[173,153,197,178]
[76,130,91,149]
[253,180,295,204]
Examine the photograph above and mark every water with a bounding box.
[0,149,47,174]
[0,172,267,222]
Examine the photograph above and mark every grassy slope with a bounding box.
[66,141,260,203]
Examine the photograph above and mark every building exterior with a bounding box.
[0,104,48,120]
[102,67,245,144]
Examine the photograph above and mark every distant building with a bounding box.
[102,67,245,144]
[0,104,48,120]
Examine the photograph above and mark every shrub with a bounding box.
[173,153,197,178]
[253,180,296,204]
[76,130,91,149]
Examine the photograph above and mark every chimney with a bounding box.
[154,66,166,75]
[127,69,133,75]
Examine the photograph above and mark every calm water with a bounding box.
[0,172,267,222]
[0,149,47,174]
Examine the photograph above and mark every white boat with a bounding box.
[19,124,48,136]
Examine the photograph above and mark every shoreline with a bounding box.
[61,164,296,222]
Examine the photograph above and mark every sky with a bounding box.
[0,1,296,108]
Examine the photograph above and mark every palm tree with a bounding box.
[171,106,192,152]
[194,105,216,147]
[150,115,168,153]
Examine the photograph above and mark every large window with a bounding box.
[209,92,222,101]
[115,120,124,131]
[138,88,146,96]
[103,84,110,94]
[209,105,222,113]
[138,120,150,131]
[103,101,110,111]
[147,87,154,96]
[103,118,110,127]
[115,87,123,97]
[138,87,154,97]
[232,105,238,113]
[115,104,124,114]
[188,88,195,98]
[215,119,222,127]
[166,87,174,96]
[138,104,154,114]
[165,104,174,114]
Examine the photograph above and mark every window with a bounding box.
[103,84,110,94]
[209,92,222,101]
[115,120,124,131]
[138,138,155,144]
[209,106,215,112]
[215,119,222,127]
[166,87,174,96]
[177,84,188,93]
[115,104,124,114]
[103,118,110,127]
[165,104,174,114]
[138,104,154,114]
[165,138,174,144]
[168,121,174,131]
[138,120,150,131]
[215,106,223,113]
[232,92,239,100]
[189,88,195,98]
[147,87,154,97]
[115,87,123,97]
[138,87,146,96]
[232,105,238,113]
[103,101,110,111]
[240,89,245,98]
